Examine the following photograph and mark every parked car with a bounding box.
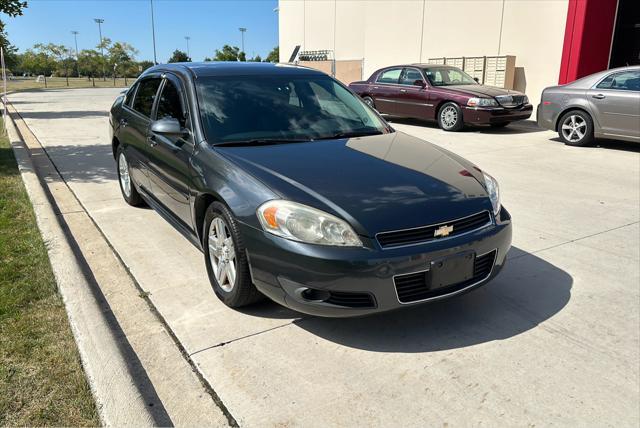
[537,66,640,146]
[348,64,532,131]
[109,62,512,317]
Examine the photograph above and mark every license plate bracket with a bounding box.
[429,252,475,290]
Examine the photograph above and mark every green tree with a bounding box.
[0,1,27,71]
[19,47,56,87]
[108,41,138,84]
[34,43,74,85]
[265,46,279,63]
[0,0,27,16]
[77,49,102,86]
[137,60,154,74]
[212,45,245,62]
[249,54,262,62]
[96,36,111,80]
[168,49,190,63]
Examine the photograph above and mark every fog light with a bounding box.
[300,288,330,302]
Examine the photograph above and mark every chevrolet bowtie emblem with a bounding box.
[434,224,454,238]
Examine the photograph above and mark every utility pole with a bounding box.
[71,31,80,77]
[239,27,247,56]
[93,18,106,80]
[185,36,191,59]
[150,0,158,64]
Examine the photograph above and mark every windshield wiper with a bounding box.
[313,130,384,140]
[215,138,309,147]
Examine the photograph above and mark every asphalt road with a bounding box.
[9,88,640,426]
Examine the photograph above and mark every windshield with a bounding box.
[196,74,390,144]
[423,67,477,86]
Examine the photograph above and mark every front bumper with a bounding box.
[242,207,513,317]
[463,104,533,125]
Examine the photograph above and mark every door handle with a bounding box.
[119,118,128,127]
[592,93,606,99]
[147,134,158,147]
[373,86,379,89]
[400,89,407,93]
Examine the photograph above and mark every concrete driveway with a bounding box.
[9,88,639,426]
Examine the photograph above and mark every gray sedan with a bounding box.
[537,66,640,146]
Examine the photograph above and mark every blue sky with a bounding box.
[3,0,279,62]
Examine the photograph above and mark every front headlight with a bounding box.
[467,97,499,107]
[483,172,501,216]
[257,200,362,247]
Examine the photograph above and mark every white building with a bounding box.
[278,0,637,114]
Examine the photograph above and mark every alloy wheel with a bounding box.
[208,217,237,292]
[118,152,131,197]
[561,114,587,142]
[441,106,458,129]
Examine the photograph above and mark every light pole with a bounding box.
[71,30,79,77]
[150,0,158,64]
[239,27,247,57]
[185,36,191,59]
[93,18,106,80]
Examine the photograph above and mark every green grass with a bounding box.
[7,76,131,93]
[0,121,100,426]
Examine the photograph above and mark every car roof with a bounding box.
[144,62,326,78]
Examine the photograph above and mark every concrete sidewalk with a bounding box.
[9,88,640,426]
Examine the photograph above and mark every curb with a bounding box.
[6,106,230,427]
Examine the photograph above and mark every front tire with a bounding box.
[438,102,464,132]
[558,110,594,146]
[203,202,262,308]
[116,145,144,206]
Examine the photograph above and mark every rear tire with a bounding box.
[362,96,376,110]
[203,202,263,308]
[438,102,464,132]
[116,145,144,207]
[557,110,594,146]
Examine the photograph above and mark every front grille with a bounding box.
[496,95,525,108]
[325,291,376,308]
[376,211,491,248]
[394,250,497,304]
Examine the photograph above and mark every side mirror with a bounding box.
[473,77,480,83]
[150,117,186,137]
[414,79,426,87]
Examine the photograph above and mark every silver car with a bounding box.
[537,66,640,146]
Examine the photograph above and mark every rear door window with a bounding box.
[132,77,162,117]
[596,70,640,91]
[376,68,402,84]
[124,84,137,107]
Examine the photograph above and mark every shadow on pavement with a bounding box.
[549,136,640,153]
[293,247,572,352]
[32,144,115,183]
[388,117,545,134]
[15,110,108,119]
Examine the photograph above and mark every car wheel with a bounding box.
[490,122,510,128]
[558,110,594,146]
[203,201,263,308]
[116,145,144,206]
[438,102,464,132]
[362,96,376,110]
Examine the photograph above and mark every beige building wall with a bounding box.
[279,0,570,116]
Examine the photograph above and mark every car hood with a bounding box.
[219,132,493,236]
[443,85,525,98]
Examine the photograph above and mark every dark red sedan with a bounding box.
[349,64,533,131]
